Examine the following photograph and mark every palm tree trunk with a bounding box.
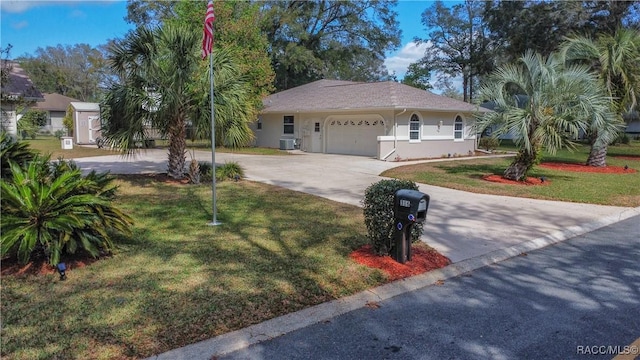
[167,117,187,179]
[586,144,608,167]
[503,150,537,181]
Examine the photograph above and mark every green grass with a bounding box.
[157,138,291,155]
[1,179,389,360]
[382,141,640,207]
[25,136,119,159]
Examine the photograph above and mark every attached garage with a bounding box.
[325,116,386,157]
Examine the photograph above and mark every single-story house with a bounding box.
[70,101,101,144]
[0,60,44,136]
[30,93,79,134]
[251,79,489,161]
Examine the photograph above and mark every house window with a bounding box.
[257,118,262,130]
[454,116,463,140]
[284,116,294,134]
[409,114,420,141]
[314,122,320,132]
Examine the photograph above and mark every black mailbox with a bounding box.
[392,189,430,264]
[394,189,430,223]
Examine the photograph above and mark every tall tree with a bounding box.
[562,28,639,166]
[261,0,401,90]
[402,60,433,91]
[125,0,274,108]
[415,0,492,103]
[476,51,617,181]
[17,44,109,101]
[101,24,255,179]
[484,0,640,66]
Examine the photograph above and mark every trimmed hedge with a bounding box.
[362,179,424,256]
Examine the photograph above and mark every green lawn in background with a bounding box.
[382,141,640,207]
[26,136,290,159]
[1,179,389,360]
[155,138,290,155]
[25,136,119,159]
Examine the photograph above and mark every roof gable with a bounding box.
[262,79,487,114]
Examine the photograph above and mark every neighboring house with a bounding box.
[0,60,44,136]
[30,93,79,134]
[252,79,488,160]
[70,102,101,144]
[624,112,639,136]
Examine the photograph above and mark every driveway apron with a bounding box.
[74,150,633,263]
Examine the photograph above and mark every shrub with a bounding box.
[1,156,132,265]
[362,179,424,256]
[63,104,74,136]
[620,133,630,145]
[188,159,201,184]
[54,129,65,139]
[479,136,499,151]
[0,132,36,180]
[198,161,214,182]
[216,161,244,182]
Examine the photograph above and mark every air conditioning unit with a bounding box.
[279,138,295,150]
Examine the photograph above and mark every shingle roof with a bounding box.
[32,93,79,112]
[1,60,43,101]
[262,79,488,114]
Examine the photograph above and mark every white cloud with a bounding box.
[0,1,35,13]
[1,1,118,14]
[12,20,28,29]
[384,41,429,78]
[69,9,86,18]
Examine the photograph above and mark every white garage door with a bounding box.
[326,118,385,157]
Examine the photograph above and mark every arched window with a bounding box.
[409,114,420,141]
[454,116,464,140]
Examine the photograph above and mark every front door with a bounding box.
[88,116,100,142]
[312,121,322,153]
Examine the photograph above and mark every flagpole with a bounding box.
[206,1,220,226]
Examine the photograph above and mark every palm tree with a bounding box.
[476,51,617,181]
[562,29,639,166]
[1,157,132,265]
[100,24,255,179]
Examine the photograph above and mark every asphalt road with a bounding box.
[218,215,640,360]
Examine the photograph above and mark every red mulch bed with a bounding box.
[482,174,548,185]
[1,253,104,277]
[350,244,451,281]
[538,162,636,173]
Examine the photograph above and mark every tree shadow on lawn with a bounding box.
[1,179,383,360]
[436,163,506,175]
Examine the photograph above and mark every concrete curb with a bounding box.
[146,206,640,360]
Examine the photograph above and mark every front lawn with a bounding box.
[1,179,387,360]
[382,142,640,207]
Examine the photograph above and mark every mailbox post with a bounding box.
[392,189,430,264]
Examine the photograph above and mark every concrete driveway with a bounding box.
[74,149,636,263]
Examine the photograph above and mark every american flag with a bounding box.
[201,0,215,59]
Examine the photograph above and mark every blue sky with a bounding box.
[0,0,439,79]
